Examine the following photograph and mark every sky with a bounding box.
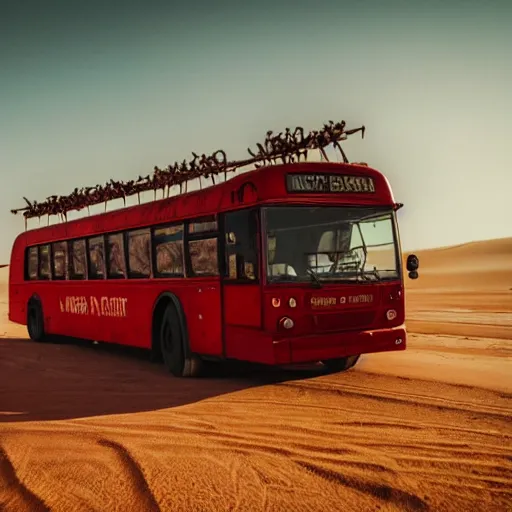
[1,0,511,262]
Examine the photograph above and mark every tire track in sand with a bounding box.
[97,439,160,512]
[297,461,429,512]
[0,445,50,512]
[278,381,510,420]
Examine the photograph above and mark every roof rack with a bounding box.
[11,120,365,228]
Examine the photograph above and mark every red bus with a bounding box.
[9,161,420,377]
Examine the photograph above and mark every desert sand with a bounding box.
[0,238,511,512]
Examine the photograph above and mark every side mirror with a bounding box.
[408,270,419,280]
[406,254,419,272]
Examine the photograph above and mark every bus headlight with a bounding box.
[279,317,294,329]
[288,298,297,308]
[386,309,397,321]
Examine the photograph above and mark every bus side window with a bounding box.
[27,247,38,280]
[52,241,68,280]
[153,224,185,277]
[88,236,105,279]
[188,216,218,234]
[127,228,151,278]
[187,216,219,277]
[107,233,126,279]
[70,240,87,280]
[38,245,51,280]
[224,209,258,281]
[188,238,219,276]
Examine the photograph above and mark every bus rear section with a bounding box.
[222,203,408,371]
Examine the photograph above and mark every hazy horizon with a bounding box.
[1,0,511,262]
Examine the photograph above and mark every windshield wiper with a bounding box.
[358,268,381,282]
[306,267,323,288]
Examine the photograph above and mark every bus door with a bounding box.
[221,208,263,361]
[184,218,223,356]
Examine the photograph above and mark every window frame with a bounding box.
[261,204,401,285]
[187,215,218,235]
[20,212,254,282]
[222,207,260,284]
[126,228,153,279]
[51,240,69,280]
[87,235,107,280]
[68,238,88,280]
[37,244,52,281]
[25,246,39,281]
[151,222,186,278]
[185,215,221,278]
[106,232,127,279]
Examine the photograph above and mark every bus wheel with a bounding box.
[27,298,46,342]
[159,304,202,378]
[322,355,360,374]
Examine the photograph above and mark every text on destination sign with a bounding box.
[286,173,376,194]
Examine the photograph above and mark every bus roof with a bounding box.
[13,161,396,247]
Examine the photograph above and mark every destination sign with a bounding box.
[286,173,375,194]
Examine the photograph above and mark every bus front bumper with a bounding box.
[272,325,407,364]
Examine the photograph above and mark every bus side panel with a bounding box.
[180,278,223,356]
[8,235,27,325]
[39,282,110,341]
[44,282,173,350]
[223,284,263,360]
[21,279,224,356]
[82,281,154,348]
[9,285,26,325]
[223,285,261,327]
[224,326,277,364]
[27,281,144,346]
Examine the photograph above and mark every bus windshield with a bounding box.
[264,206,400,284]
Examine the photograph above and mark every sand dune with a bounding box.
[405,237,512,340]
[1,238,511,511]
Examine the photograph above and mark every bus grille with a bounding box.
[313,310,376,332]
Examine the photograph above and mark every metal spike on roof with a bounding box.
[10,120,365,223]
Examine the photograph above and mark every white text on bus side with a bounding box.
[59,296,128,318]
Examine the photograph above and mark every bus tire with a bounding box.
[322,355,360,374]
[159,303,202,378]
[27,297,46,342]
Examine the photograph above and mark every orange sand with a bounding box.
[1,238,511,511]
